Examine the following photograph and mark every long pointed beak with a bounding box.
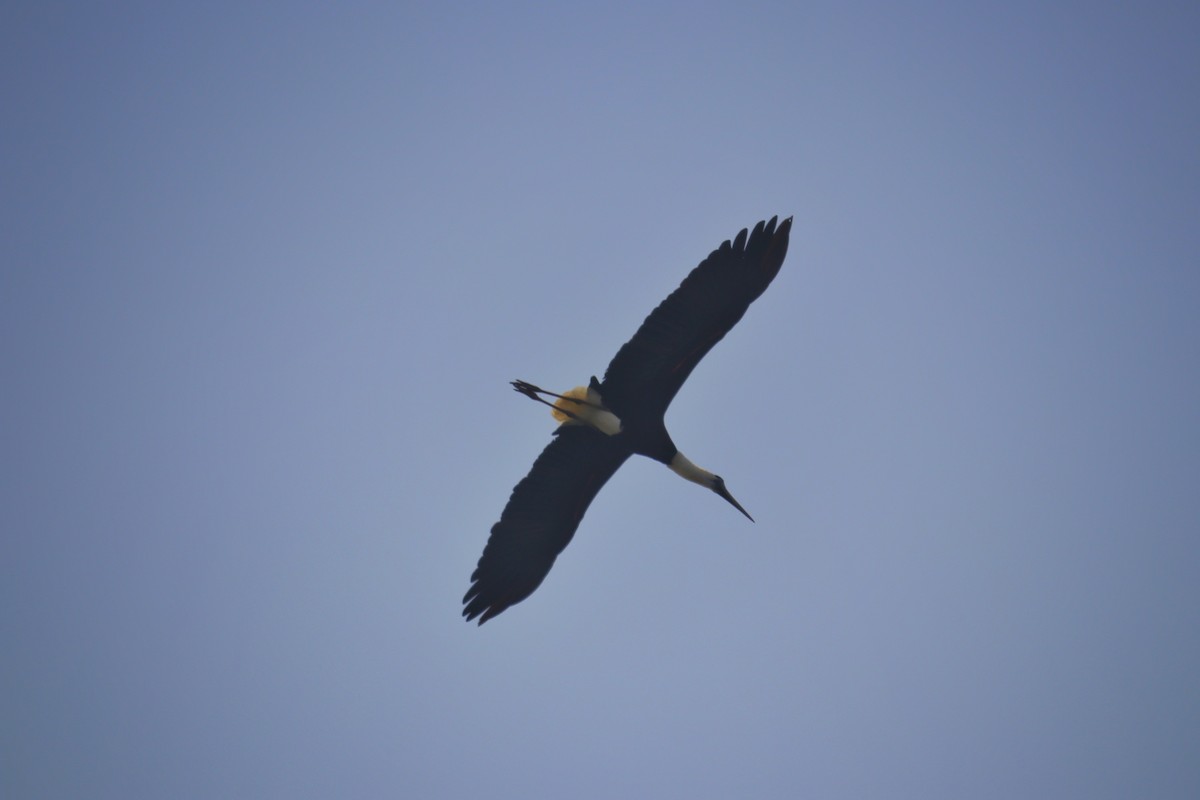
[714,481,754,522]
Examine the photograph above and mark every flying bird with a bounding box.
[463,216,793,624]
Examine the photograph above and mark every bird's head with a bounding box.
[712,475,754,522]
[668,452,755,522]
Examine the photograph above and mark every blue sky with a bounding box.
[3,2,1199,798]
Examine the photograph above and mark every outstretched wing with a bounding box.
[600,216,792,421]
[463,425,631,624]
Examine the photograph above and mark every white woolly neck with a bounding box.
[668,451,715,488]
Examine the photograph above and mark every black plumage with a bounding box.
[463,216,792,624]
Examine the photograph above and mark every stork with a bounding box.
[463,216,793,623]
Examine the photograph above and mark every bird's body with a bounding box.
[463,216,793,624]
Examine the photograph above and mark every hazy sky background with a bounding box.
[4,2,1198,798]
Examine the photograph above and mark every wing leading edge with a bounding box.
[600,216,792,421]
